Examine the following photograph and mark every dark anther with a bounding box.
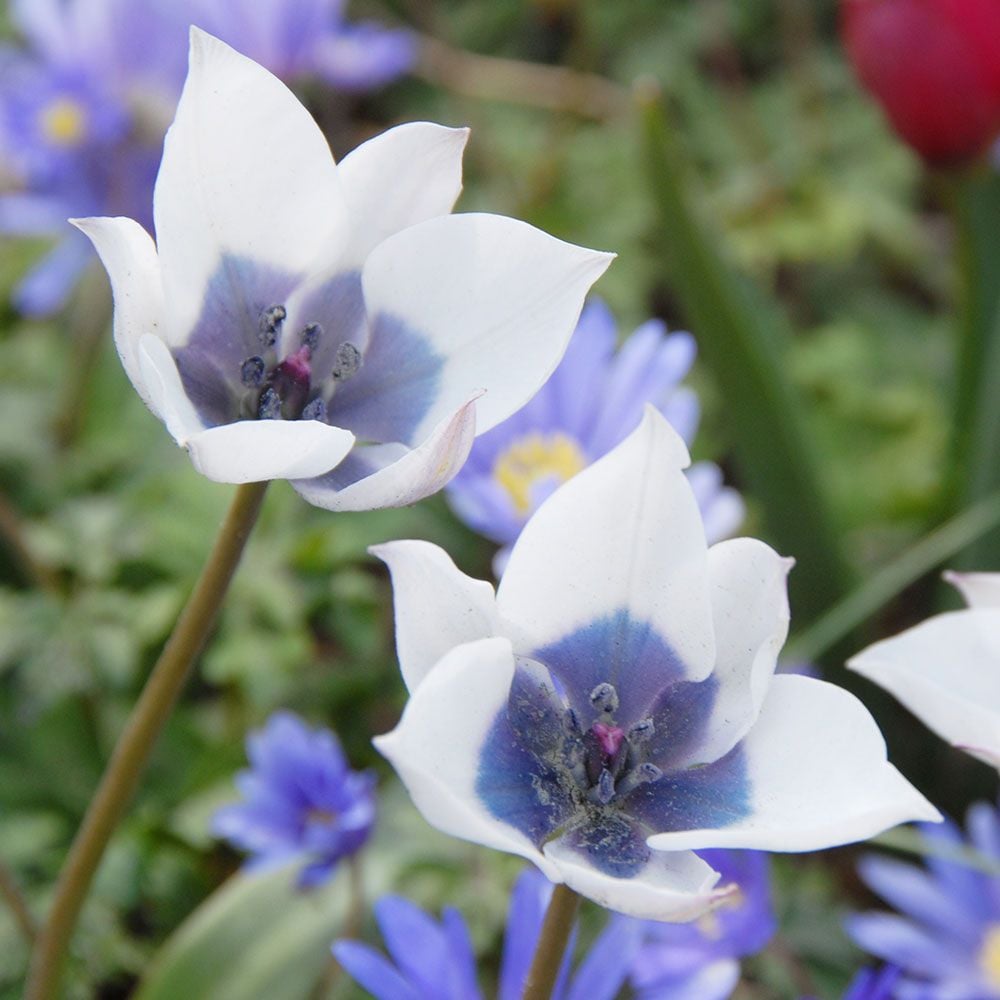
[258,304,287,347]
[241,356,266,387]
[301,323,322,351]
[257,386,282,419]
[331,342,361,381]
[301,397,327,422]
[589,682,619,715]
[628,718,654,744]
[592,768,616,805]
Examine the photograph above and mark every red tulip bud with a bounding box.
[842,0,1000,166]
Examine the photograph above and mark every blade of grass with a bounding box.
[637,85,852,624]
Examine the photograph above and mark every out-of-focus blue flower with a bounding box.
[0,0,414,315]
[629,850,776,1000]
[846,799,1000,998]
[0,0,185,314]
[186,0,416,91]
[841,966,902,1000]
[333,867,643,1000]
[446,299,744,573]
[212,710,376,888]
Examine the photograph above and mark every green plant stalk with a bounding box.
[944,170,1000,529]
[521,883,582,1000]
[637,89,852,625]
[25,480,269,1000]
[785,489,1000,664]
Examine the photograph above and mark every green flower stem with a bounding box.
[785,489,1000,664]
[0,857,36,946]
[637,86,853,625]
[946,167,1000,568]
[26,480,269,1000]
[521,883,581,1000]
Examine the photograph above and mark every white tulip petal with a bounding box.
[673,538,792,766]
[646,675,940,852]
[71,217,164,416]
[848,608,1000,769]
[340,213,613,446]
[543,839,732,922]
[138,334,206,443]
[182,419,355,484]
[369,540,499,693]
[373,637,560,880]
[497,408,716,682]
[154,28,347,344]
[943,570,1000,609]
[292,397,478,511]
[337,122,469,267]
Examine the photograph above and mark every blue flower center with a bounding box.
[239,304,361,422]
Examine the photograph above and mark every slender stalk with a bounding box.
[53,266,112,450]
[315,853,366,999]
[638,86,853,625]
[785,489,1000,664]
[25,480,269,1000]
[0,490,58,593]
[414,35,628,121]
[0,858,37,946]
[521,883,581,1000]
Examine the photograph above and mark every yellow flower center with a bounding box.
[493,432,586,515]
[981,924,1000,988]
[39,97,88,146]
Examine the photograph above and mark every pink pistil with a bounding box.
[278,344,312,385]
[592,722,625,757]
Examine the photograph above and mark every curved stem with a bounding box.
[521,883,581,1000]
[0,857,36,946]
[25,480,269,1000]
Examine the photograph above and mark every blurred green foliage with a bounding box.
[0,1,992,997]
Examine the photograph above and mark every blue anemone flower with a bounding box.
[0,0,413,315]
[212,710,376,888]
[446,299,744,573]
[847,799,1000,999]
[332,867,642,1000]
[629,850,776,999]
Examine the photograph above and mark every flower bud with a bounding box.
[841,0,1000,166]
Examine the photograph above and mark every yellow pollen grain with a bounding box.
[981,924,1000,988]
[39,97,87,146]
[493,432,586,514]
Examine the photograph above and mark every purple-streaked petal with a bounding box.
[634,958,740,1000]
[369,539,499,692]
[585,323,696,457]
[857,854,983,944]
[565,914,644,1000]
[292,397,477,511]
[331,940,423,1000]
[310,22,416,91]
[498,408,716,685]
[154,29,347,346]
[846,913,968,980]
[848,609,1000,770]
[373,636,560,881]
[646,675,940,852]
[351,212,613,445]
[687,462,746,544]
[336,122,468,267]
[11,232,93,315]
[375,896,461,995]
[441,907,482,1000]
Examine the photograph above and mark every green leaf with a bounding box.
[638,88,854,624]
[134,864,348,1000]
